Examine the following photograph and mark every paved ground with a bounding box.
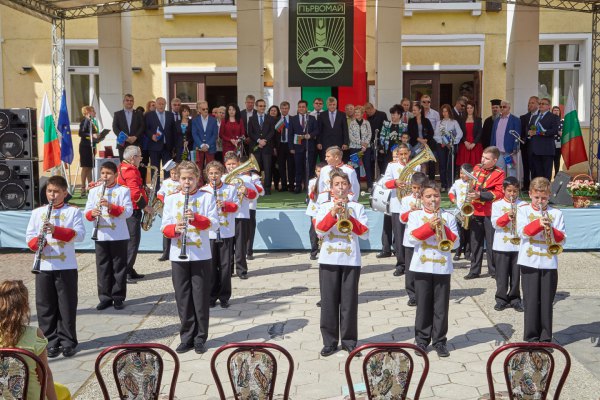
[2,249,599,399]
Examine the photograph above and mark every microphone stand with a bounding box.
[90,117,96,182]
[508,130,524,189]
[373,129,380,181]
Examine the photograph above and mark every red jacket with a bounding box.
[117,162,148,210]
[471,165,504,216]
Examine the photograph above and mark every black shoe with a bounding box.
[47,347,60,358]
[494,302,508,311]
[453,253,461,261]
[434,343,450,357]
[220,300,230,309]
[490,274,496,279]
[113,300,124,310]
[310,254,318,260]
[158,255,168,261]
[320,345,337,357]
[264,190,272,196]
[96,300,113,311]
[239,273,248,280]
[342,345,361,356]
[393,268,404,277]
[376,251,392,259]
[194,342,207,354]
[414,343,428,357]
[129,270,145,280]
[464,273,480,280]
[62,347,76,358]
[175,343,194,354]
[512,301,524,312]
[246,254,254,260]
[464,252,471,259]
[294,188,302,194]
[316,300,321,307]
[407,298,417,307]
[209,300,217,308]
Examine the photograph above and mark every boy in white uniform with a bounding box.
[407,181,459,357]
[157,160,180,261]
[26,176,86,358]
[84,161,133,311]
[315,170,369,357]
[306,162,326,260]
[517,177,566,343]
[491,176,525,312]
[161,161,219,354]
[448,163,472,261]
[246,165,264,260]
[318,146,360,202]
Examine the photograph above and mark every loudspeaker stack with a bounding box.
[0,109,39,210]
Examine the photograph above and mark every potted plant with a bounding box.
[567,175,600,208]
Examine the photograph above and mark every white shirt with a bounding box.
[448,179,470,210]
[161,189,219,262]
[248,173,264,211]
[305,177,319,217]
[399,194,422,247]
[318,164,360,202]
[26,204,86,271]
[407,209,459,274]
[157,178,180,201]
[425,108,440,130]
[434,119,463,145]
[315,200,369,267]
[200,183,238,239]
[491,198,526,252]
[223,173,257,219]
[382,162,420,213]
[84,183,133,241]
[517,204,566,270]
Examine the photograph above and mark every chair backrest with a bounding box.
[0,348,47,400]
[210,342,294,400]
[485,342,571,400]
[344,343,429,400]
[94,343,180,400]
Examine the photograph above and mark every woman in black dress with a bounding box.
[78,105,98,197]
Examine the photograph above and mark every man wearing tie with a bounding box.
[527,97,559,180]
[277,101,295,192]
[290,100,318,193]
[171,97,182,122]
[317,97,349,162]
[520,96,539,190]
[145,97,175,188]
[247,99,275,195]
[113,94,144,162]
[191,101,219,184]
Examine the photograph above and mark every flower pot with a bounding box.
[572,195,593,208]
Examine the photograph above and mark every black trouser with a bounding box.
[392,213,405,269]
[458,224,470,254]
[521,265,558,342]
[149,149,172,189]
[434,143,452,190]
[521,142,530,189]
[210,237,233,303]
[140,150,150,184]
[277,142,295,190]
[126,210,142,274]
[381,214,393,253]
[376,149,389,179]
[233,218,249,274]
[309,217,319,257]
[553,147,562,178]
[172,259,212,345]
[254,149,272,193]
[162,237,171,259]
[319,264,360,349]
[95,240,128,303]
[530,153,554,181]
[414,272,450,347]
[362,148,374,188]
[494,251,521,306]
[295,149,316,190]
[469,215,495,276]
[246,209,256,257]
[405,247,415,301]
[35,269,78,349]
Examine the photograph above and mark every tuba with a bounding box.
[335,190,353,234]
[224,154,261,201]
[141,165,164,231]
[435,208,454,252]
[541,207,563,255]
[396,144,436,199]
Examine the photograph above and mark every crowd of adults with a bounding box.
[77,93,564,193]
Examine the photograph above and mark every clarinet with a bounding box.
[213,179,223,243]
[91,180,106,241]
[178,187,190,260]
[32,200,54,274]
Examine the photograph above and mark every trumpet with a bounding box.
[32,200,54,274]
[178,187,190,260]
[509,196,521,245]
[541,205,563,255]
[91,179,106,241]
[335,190,353,234]
[434,208,454,252]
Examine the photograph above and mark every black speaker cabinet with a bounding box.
[486,0,502,12]
[0,160,38,210]
[549,171,573,206]
[0,108,37,159]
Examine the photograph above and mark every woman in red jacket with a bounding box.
[219,103,246,155]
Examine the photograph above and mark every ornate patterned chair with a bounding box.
[344,343,430,400]
[210,342,294,400]
[0,348,47,400]
[94,343,180,400]
[481,342,571,400]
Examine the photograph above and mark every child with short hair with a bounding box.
[26,176,86,358]
[246,159,264,261]
[84,161,133,311]
[491,176,525,312]
[407,181,459,357]
[157,161,180,262]
[307,161,327,260]
[400,132,414,156]
[448,163,473,261]
[517,177,566,343]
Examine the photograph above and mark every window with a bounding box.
[538,42,581,114]
[67,48,99,123]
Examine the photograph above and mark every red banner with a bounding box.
[338,0,367,110]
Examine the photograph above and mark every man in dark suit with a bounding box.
[290,99,319,193]
[317,97,349,161]
[113,94,145,161]
[527,97,558,181]
[364,102,388,182]
[145,97,175,188]
[277,101,295,192]
[452,96,468,134]
[171,97,182,122]
[520,96,539,190]
[240,94,256,134]
[481,99,501,149]
[247,99,275,195]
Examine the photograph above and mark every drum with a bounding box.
[370,177,392,215]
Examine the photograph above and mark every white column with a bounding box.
[375,0,403,110]
[506,4,539,114]
[272,0,302,107]
[237,0,264,104]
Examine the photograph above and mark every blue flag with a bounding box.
[58,89,73,165]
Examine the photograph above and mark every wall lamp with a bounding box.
[131,67,143,73]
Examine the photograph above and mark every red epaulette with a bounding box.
[87,181,103,190]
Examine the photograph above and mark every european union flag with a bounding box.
[58,89,73,165]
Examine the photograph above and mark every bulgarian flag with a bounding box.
[39,93,62,171]
[275,118,285,133]
[561,87,588,169]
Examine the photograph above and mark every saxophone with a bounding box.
[396,144,436,199]
[141,166,163,231]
